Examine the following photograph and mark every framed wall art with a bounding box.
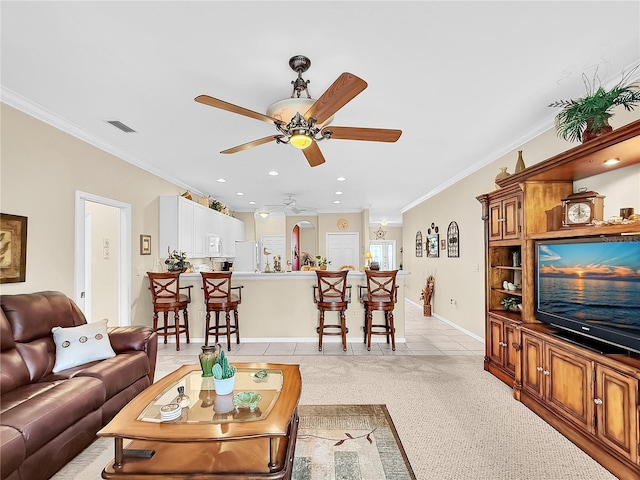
[0,213,28,283]
[415,231,423,257]
[447,221,460,258]
[427,233,439,258]
[140,234,151,255]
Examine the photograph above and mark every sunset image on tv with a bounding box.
[537,240,640,327]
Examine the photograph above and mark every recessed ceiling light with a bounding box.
[336,177,346,182]
[335,191,343,195]
[333,200,341,204]
[216,178,226,183]
[268,171,279,176]
[248,201,256,205]
[236,192,244,196]
[604,157,620,166]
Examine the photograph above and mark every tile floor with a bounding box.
[156,300,485,358]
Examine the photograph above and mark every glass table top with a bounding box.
[137,367,283,424]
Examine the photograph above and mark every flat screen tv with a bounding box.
[535,235,640,354]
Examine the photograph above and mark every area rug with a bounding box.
[293,404,415,480]
[52,404,414,479]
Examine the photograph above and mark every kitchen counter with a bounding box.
[170,270,410,344]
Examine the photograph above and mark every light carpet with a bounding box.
[53,355,616,480]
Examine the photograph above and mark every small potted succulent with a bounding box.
[315,256,331,270]
[212,350,236,395]
[549,68,640,143]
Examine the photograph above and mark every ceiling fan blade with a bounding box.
[321,126,402,142]
[195,95,283,125]
[221,135,282,154]
[302,141,326,167]
[304,73,367,125]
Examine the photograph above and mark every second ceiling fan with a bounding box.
[195,55,402,167]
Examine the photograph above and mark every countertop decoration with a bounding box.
[165,248,191,272]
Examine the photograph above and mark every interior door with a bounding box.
[326,233,359,268]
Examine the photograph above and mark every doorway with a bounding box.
[369,240,396,270]
[74,191,131,326]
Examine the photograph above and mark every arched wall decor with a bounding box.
[447,221,460,258]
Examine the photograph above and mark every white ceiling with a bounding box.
[2,1,639,225]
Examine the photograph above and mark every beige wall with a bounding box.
[402,109,640,338]
[0,104,183,327]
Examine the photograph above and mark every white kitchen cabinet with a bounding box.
[159,195,244,259]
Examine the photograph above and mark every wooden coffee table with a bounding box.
[98,363,301,479]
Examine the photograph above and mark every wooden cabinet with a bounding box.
[522,328,640,471]
[486,314,519,385]
[594,363,638,464]
[478,120,640,479]
[522,332,594,433]
[488,189,521,241]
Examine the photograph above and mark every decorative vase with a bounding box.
[319,265,327,271]
[582,117,613,143]
[199,345,217,377]
[514,150,525,173]
[213,376,235,396]
[494,167,510,188]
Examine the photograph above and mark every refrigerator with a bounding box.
[233,241,262,272]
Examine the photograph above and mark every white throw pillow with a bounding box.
[51,319,116,373]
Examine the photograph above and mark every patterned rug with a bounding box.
[294,404,415,480]
[52,404,414,479]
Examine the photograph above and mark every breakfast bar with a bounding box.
[172,271,409,344]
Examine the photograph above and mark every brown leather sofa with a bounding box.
[0,291,158,480]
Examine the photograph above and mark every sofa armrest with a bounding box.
[108,326,158,383]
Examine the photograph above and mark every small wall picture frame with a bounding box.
[0,213,28,283]
[427,233,439,258]
[440,239,447,250]
[415,231,423,257]
[140,234,151,255]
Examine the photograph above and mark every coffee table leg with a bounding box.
[114,437,124,469]
[269,437,278,469]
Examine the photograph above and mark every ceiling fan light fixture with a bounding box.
[290,132,313,149]
[257,211,270,218]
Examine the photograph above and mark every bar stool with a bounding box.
[201,272,243,351]
[313,270,351,351]
[359,270,399,351]
[147,271,192,351]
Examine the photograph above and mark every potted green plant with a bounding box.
[212,350,236,395]
[549,68,640,143]
[501,297,521,313]
[315,256,331,270]
[165,248,191,272]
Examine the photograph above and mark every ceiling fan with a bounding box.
[265,195,314,215]
[195,55,402,167]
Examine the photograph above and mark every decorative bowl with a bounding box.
[233,391,261,412]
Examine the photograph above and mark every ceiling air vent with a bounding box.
[106,120,136,133]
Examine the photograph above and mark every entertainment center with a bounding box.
[477,119,640,479]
